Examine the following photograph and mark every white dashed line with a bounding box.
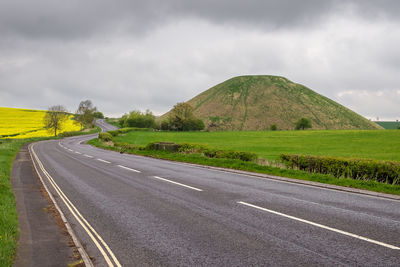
[238,201,400,250]
[117,165,141,173]
[75,151,82,154]
[83,154,93,158]
[152,176,203,191]
[68,149,73,152]
[97,158,111,164]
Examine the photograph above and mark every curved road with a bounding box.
[29,121,400,266]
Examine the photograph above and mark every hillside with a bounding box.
[0,107,80,138]
[163,76,382,131]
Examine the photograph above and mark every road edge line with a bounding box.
[115,153,400,201]
[28,143,94,267]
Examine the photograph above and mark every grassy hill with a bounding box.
[163,75,381,131]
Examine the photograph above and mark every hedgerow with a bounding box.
[280,154,400,185]
[99,132,113,142]
[145,142,257,162]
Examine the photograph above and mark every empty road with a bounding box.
[29,121,400,266]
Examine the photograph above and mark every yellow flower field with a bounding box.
[0,107,80,138]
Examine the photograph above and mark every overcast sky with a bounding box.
[0,0,399,120]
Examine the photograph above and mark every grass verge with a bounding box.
[88,138,400,196]
[0,127,100,267]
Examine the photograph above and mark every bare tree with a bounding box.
[43,105,68,136]
[75,100,97,129]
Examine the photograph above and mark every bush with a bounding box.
[146,142,182,152]
[120,110,156,128]
[108,130,119,137]
[295,118,312,130]
[280,154,400,185]
[270,124,277,131]
[178,143,209,153]
[58,131,81,137]
[99,132,113,142]
[145,141,257,162]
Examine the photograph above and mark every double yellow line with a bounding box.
[30,143,122,267]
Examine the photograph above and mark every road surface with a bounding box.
[29,121,400,266]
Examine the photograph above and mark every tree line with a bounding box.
[43,100,104,136]
[119,102,205,131]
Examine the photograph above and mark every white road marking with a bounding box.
[97,158,111,164]
[238,201,400,250]
[30,144,121,266]
[84,154,93,158]
[75,151,82,154]
[68,149,73,152]
[117,165,141,173]
[152,176,203,191]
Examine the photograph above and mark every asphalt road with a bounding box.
[30,121,400,266]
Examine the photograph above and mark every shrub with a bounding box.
[295,118,312,130]
[167,102,205,131]
[178,143,209,153]
[120,110,156,128]
[108,130,119,137]
[58,131,80,137]
[270,124,278,131]
[213,150,258,162]
[145,141,257,162]
[99,132,113,142]
[280,154,400,185]
[114,142,142,152]
[146,142,182,152]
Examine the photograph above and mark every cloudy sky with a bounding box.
[0,0,399,120]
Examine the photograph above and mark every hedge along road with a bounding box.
[29,121,400,266]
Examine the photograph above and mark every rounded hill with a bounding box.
[179,75,381,130]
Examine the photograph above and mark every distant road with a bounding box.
[30,121,400,266]
[95,119,118,132]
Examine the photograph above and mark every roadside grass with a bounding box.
[111,129,400,161]
[88,137,400,196]
[0,127,100,267]
[0,138,42,266]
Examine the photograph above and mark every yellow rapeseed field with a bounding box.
[0,107,80,138]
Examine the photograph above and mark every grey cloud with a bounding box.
[2,0,399,41]
[1,0,400,120]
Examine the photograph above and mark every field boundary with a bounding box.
[89,141,400,201]
[190,162,400,201]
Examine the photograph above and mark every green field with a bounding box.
[375,121,400,129]
[113,129,400,161]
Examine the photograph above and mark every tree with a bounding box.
[93,111,104,119]
[168,102,204,131]
[270,124,278,131]
[119,110,156,128]
[75,100,97,129]
[43,105,68,136]
[295,118,312,130]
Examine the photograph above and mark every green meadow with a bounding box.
[112,129,400,162]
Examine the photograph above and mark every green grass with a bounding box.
[0,127,100,267]
[0,138,39,266]
[88,137,400,196]
[180,75,381,131]
[112,129,400,161]
[375,121,400,129]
